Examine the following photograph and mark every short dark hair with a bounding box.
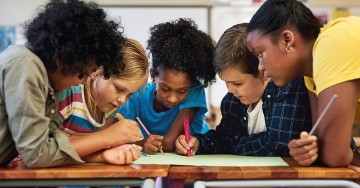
[214,23,259,78]
[247,0,321,43]
[24,0,125,79]
[147,18,216,88]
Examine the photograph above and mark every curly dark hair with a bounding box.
[24,0,125,79]
[147,18,216,88]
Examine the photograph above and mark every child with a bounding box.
[246,0,360,167]
[0,0,125,168]
[118,18,216,154]
[175,23,312,157]
[58,39,149,164]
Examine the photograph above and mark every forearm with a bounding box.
[230,133,282,156]
[162,136,176,152]
[317,82,358,167]
[70,131,113,157]
[211,120,281,156]
[195,130,220,154]
[319,125,354,167]
[82,150,105,163]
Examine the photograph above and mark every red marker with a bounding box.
[184,116,191,157]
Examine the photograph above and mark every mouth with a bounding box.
[110,103,119,108]
[264,71,271,78]
[263,71,272,82]
[164,103,176,108]
[234,95,242,101]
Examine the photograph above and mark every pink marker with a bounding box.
[184,116,191,157]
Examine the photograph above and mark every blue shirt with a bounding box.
[195,77,312,156]
[119,82,210,137]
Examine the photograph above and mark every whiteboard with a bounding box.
[103,7,209,51]
[103,6,214,109]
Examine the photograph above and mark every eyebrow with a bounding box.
[115,84,129,92]
[225,80,242,84]
[159,82,191,90]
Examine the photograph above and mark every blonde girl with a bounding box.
[58,39,149,165]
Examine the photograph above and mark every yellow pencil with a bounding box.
[116,113,125,121]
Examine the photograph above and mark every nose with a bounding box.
[167,93,179,104]
[116,95,127,105]
[226,83,234,94]
[258,62,265,72]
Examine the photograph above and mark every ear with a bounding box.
[281,30,295,51]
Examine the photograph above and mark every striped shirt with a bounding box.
[58,85,115,135]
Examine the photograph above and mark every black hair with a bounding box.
[147,18,216,88]
[247,0,322,42]
[214,23,259,77]
[24,0,125,79]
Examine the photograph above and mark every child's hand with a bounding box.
[175,135,199,156]
[288,131,318,166]
[102,144,142,165]
[143,135,163,155]
[107,119,142,145]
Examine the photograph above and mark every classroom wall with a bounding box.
[1,0,360,109]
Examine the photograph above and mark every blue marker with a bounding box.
[141,151,148,157]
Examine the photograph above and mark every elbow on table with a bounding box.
[22,159,51,168]
[321,150,353,167]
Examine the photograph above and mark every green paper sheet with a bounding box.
[132,153,288,166]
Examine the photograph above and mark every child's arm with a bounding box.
[161,108,198,152]
[194,93,247,154]
[82,144,142,165]
[316,81,359,167]
[69,119,142,157]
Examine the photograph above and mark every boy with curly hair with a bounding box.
[0,0,127,168]
[118,18,216,154]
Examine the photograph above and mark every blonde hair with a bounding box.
[85,39,149,122]
[116,38,149,83]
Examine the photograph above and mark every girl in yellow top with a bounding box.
[246,0,360,167]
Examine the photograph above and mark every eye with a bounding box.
[116,87,125,92]
[161,86,169,92]
[255,52,263,58]
[233,83,242,86]
[178,90,188,94]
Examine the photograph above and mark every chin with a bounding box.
[272,79,288,87]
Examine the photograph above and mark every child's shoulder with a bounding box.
[265,77,308,98]
[0,45,41,68]
[59,85,83,101]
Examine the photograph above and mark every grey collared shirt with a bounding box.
[0,45,84,168]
